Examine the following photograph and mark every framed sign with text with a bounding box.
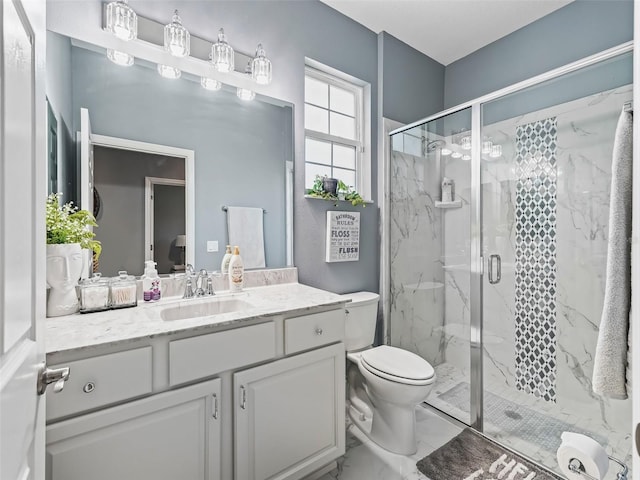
[325,211,360,262]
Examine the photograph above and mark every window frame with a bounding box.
[304,64,370,201]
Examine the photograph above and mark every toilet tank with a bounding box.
[339,291,380,351]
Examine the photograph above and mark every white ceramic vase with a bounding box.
[46,243,84,317]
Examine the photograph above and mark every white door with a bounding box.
[0,1,47,480]
[79,107,93,278]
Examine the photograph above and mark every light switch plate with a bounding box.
[207,241,219,253]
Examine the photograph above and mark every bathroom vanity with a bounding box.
[44,281,346,480]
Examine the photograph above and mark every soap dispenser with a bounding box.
[228,246,244,292]
[142,260,162,302]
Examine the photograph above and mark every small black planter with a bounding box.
[322,177,338,195]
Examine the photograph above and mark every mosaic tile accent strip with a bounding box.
[514,117,558,403]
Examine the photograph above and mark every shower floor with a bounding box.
[429,363,632,480]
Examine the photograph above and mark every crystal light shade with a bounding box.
[164,10,190,57]
[237,87,255,101]
[211,29,235,73]
[106,0,137,41]
[201,77,222,91]
[251,43,272,85]
[451,151,463,159]
[482,139,493,155]
[462,154,471,161]
[107,49,134,66]
[440,148,452,156]
[490,144,503,158]
[157,64,181,79]
[460,135,472,150]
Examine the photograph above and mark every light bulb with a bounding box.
[251,43,272,85]
[451,151,463,159]
[164,10,190,58]
[201,77,222,91]
[237,87,255,101]
[107,49,134,66]
[211,28,235,73]
[490,144,503,158]
[106,0,137,41]
[441,148,452,156]
[157,64,181,79]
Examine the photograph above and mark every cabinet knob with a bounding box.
[315,327,323,336]
[83,382,96,393]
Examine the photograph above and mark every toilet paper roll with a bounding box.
[557,432,609,480]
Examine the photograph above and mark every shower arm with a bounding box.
[568,456,628,480]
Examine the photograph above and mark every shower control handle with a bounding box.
[488,254,501,285]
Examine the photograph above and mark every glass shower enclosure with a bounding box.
[389,46,632,478]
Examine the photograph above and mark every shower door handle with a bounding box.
[488,254,501,284]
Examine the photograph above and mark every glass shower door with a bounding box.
[389,108,474,425]
[479,52,633,477]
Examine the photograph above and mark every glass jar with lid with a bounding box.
[78,273,110,313]
[110,270,138,309]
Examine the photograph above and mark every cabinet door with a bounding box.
[234,343,345,480]
[46,378,222,480]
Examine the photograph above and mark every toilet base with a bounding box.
[348,398,418,455]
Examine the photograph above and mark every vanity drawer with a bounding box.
[169,322,276,386]
[47,347,153,421]
[285,310,345,355]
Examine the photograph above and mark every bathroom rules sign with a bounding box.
[326,211,360,262]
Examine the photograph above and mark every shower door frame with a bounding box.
[389,40,634,432]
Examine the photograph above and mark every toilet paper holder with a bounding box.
[568,456,628,480]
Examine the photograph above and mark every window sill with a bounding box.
[304,194,374,205]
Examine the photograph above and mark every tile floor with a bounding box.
[312,405,462,480]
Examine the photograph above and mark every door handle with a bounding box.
[240,386,247,410]
[37,363,70,395]
[488,254,501,285]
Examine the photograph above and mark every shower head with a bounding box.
[423,138,446,153]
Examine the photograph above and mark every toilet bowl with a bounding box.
[341,292,436,455]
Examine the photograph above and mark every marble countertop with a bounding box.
[46,283,346,356]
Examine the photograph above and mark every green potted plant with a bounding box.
[46,193,101,317]
[306,175,365,207]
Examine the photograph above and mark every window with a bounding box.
[304,65,369,199]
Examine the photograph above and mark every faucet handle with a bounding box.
[183,276,195,298]
[205,275,215,296]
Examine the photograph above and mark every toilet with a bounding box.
[341,291,436,455]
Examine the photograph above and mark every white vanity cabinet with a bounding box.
[46,378,222,480]
[234,343,345,480]
[45,305,346,480]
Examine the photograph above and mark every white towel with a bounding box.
[592,109,633,399]
[226,206,266,269]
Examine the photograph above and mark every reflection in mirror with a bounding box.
[46,31,293,275]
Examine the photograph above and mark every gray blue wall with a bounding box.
[69,45,289,271]
[444,0,634,108]
[379,32,445,123]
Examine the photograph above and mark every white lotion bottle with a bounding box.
[228,246,244,292]
[220,245,233,273]
[142,260,162,301]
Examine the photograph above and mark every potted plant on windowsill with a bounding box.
[46,193,102,317]
[305,175,365,207]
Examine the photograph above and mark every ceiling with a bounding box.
[320,0,574,65]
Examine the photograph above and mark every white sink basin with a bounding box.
[161,298,256,321]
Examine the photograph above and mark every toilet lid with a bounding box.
[360,346,435,383]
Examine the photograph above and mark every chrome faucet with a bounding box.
[183,265,215,299]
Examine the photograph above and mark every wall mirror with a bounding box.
[46,31,294,277]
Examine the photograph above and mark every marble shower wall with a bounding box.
[481,84,632,452]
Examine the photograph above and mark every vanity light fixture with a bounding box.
[107,49,134,67]
[105,0,137,41]
[440,147,452,156]
[157,64,182,79]
[164,10,190,57]
[460,135,472,150]
[251,43,272,85]
[211,28,235,73]
[201,77,222,91]
[462,154,472,161]
[451,151,463,159]
[482,139,493,155]
[237,88,256,101]
[490,144,503,158]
